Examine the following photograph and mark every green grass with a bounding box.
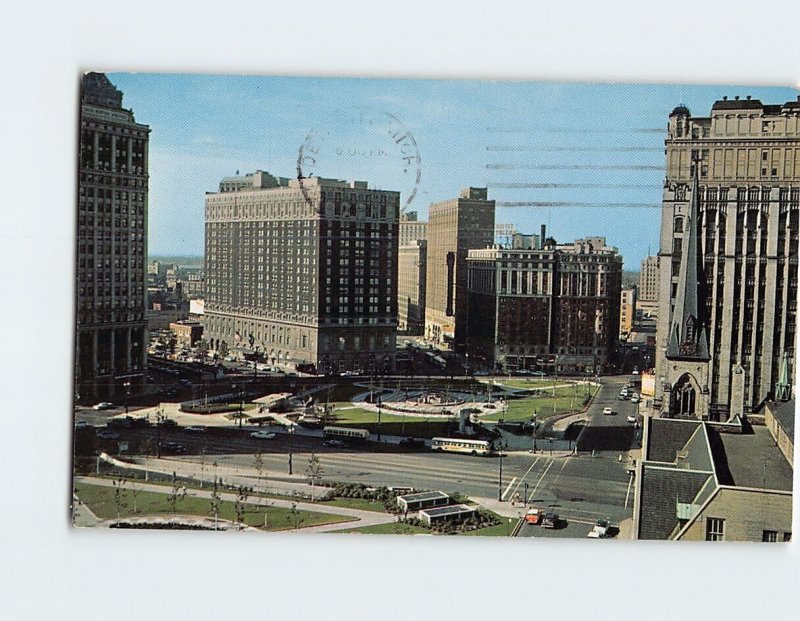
[335,521,431,535]
[74,481,353,531]
[482,378,563,390]
[481,385,599,422]
[328,402,457,438]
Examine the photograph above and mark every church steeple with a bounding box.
[666,163,710,360]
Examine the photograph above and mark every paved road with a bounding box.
[575,376,643,453]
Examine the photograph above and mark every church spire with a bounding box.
[666,162,710,360]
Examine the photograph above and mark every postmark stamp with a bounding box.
[297,107,421,212]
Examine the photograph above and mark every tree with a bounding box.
[195,339,209,357]
[169,471,187,514]
[209,477,222,530]
[234,486,249,526]
[112,477,127,520]
[286,502,304,530]
[305,453,324,501]
[253,450,265,492]
[218,341,230,358]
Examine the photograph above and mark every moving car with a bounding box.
[250,430,276,440]
[92,402,114,410]
[96,430,120,440]
[541,512,559,529]
[158,418,178,428]
[185,425,206,432]
[602,407,614,416]
[626,415,637,423]
[323,439,345,448]
[630,393,640,403]
[74,421,90,430]
[524,508,544,525]
[587,518,610,539]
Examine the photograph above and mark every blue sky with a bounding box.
[108,73,798,268]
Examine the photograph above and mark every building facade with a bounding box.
[654,97,800,420]
[638,255,659,316]
[399,211,427,247]
[466,234,622,373]
[203,172,399,374]
[76,73,149,401]
[619,288,636,338]
[398,240,427,334]
[425,187,495,348]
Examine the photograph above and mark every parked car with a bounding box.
[399,437,425,449]
[323,439,345,448]
[74,421,90,430]
[250,431,276,440]
[630,394,640,404]
[587,518,610,539]
[92,402,114,410]
[541,512,560,529]
[602,407,614,416]
[159,441,186,454]
[107,416,133,429]
[626,415,637,423]
[96,429,120,440]
[525,508,544,525]
[185,425,206,433]
[158,418,178,428]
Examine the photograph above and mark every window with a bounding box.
[706,517,725,541]
[762,530,778,542]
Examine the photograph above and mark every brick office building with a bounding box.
[466,232,622,374]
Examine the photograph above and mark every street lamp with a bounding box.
[123,381,131,416]
[287,425,294,475]
[497,441,505,501]
[531,414,537,453]
[155,404,164,459]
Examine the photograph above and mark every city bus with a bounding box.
[322,426,370,442]
[431,437,492,456]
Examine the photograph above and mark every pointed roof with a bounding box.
[666,166,710,361]
[775,351,793,401]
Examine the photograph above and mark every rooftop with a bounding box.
[771,399,796,443]
[713,426,794,491]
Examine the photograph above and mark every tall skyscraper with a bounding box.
[76,73,150,401]
[203,171,399,374]
[655,97,800,420]
[425,187,495,348]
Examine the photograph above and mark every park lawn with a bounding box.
[481,385,598,423]
[329,403,457,438]
[335,521,431,535]
[74,482,353,531]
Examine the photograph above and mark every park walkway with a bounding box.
[75,471,396,533]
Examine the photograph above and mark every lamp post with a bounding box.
[497,441,505,501]
[155,404,164,459]
[531,414,537,453]
[123,381,131,416]
[288,425,294,475]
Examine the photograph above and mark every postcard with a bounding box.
[72,72,798,542]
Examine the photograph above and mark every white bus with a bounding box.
[323,426,370,441]
[431,437,492,456]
